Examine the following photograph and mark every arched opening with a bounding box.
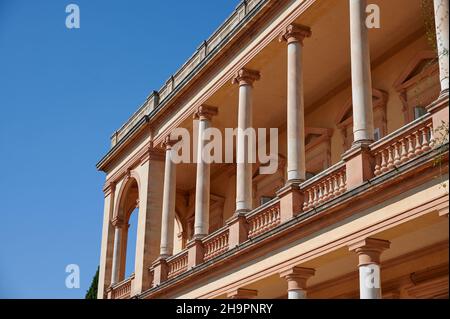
[115,177,140,282]
[125,207,138,277]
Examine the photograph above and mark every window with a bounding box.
[306,172,316,180]
[374,128,382,141]
[414,106,427,120]
[394,51,440,124]
[260,196,274,206]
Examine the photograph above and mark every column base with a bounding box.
[288,289,307,299]
[235,208,251,215]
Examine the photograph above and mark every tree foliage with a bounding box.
[85,266,99,299]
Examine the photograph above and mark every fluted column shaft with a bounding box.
[350,0,374,145]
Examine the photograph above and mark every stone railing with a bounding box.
[247,200,281,239]
[372,115,434,177]
[111,274,134,299]
[301,162,347,211]
[203,228,230,261]
[167,251,189,280]
[110,0,266,147]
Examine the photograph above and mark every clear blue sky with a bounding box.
[0,0,240,298]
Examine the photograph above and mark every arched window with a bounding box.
[336,89,388,150]
[394,50,440,123]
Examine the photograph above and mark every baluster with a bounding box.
[317,184,323,204]
[421,127,431,152]
[311,186,317,207]
[339,172,346,193]
[393,142,402,166]
[387,146,395,170]
[308,188,314,209]
[322,181,329,202]
[327,178,335,199]
[428,123,435,148]
[333,176,339,196]
[400,138,408,163]
[414,131,423,155]
[264,212,269,230]
[380,149,388,173]
[303,189,310,210]
[406,135,415,159]
[374,152,381,176]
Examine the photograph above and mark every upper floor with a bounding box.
[96,0,449,299]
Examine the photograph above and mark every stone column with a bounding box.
[193,105,218,238]
[434,0,449,93]
[279,24,312,182]
[111,216,126,285]
[159,137,178,257]
[232,68,260,214]
[349,0,374,145]
[349,238,390,299]
[280,266,315,299]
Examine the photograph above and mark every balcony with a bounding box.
[106,95,448,299]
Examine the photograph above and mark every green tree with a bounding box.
[85,266,99,299]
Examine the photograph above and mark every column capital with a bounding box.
[279,24,312,45]
[280,266,315,289]
[349,237,391,266]
[111,216,125,227]
[232,68,261,87]
[193,105,219,121]
[227,288,258,299]
[161,135,180,150]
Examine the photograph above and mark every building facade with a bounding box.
[96,0,449,299]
